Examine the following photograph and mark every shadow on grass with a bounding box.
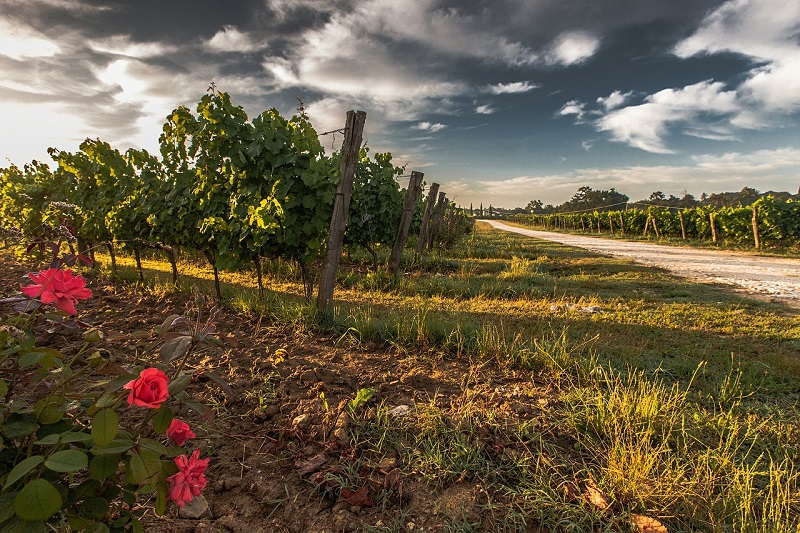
[93,238,800,398]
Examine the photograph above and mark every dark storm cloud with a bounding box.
[391,0,727,49]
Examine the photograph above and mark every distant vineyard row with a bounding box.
[505,198,800,249]
[0,90,472,298]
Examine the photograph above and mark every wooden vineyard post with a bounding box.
[317,110,367,316]
[427,192,447,250]
[415,182,439,254]
[752,206,760,249]
[596,215,601,234]
[608,213,614,234]
[388,171,423,275]
[619,213,625,234]
[710,212,718,243]
[446,203,455,231]
[643,215,651,236]
[652,217,660,238]
[581,217,585,232]
[679,210,687,240]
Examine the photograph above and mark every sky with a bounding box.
[1,0,799,208]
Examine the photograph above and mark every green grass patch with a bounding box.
[78,221,800,531]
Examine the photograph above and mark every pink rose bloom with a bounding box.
[166,419,196,446]
[123,368,169,408]
[167,450,209,508]
[21,268,92,315]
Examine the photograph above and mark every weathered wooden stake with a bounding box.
[619,213,625,234]
[710,212,717,243]
[388,172,423,275]
[317,110,367,315]
[608,213,614,234]
[415,182,440,254]
[679,210,687,240]
[752,206,760,249]
[427,192,447,251]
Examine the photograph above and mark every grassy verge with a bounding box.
[78,222,800,531]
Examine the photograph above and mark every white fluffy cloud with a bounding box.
[261,0,597,132]
[545,31,600,65]
[261,4,469,123]
[675,0,800,116]
[596,90,632,111]
[89,35,178,58]
[414,121,446,133]
[558,100,586,120]
[562,0,800,153]
[673,0,800,61]
[596,81,739,153]
[487,81,539,95]
[0,18,60,59]
[206,25,269,53]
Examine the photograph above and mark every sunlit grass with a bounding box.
[79,221,800,531]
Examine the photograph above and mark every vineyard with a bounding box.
[505,197,800,251]
[0,90,472,303]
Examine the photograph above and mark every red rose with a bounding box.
[167,450,209,508]
[21,268,92,315]
[123,368,169,409]
[166,419,196,446]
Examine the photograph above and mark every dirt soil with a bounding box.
[2,255,545,533]
[485,220,800,308]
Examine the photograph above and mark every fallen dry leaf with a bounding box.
[378,456,397,473]
[561,481,580,502]
[383,467,401,490]
[94,363,128,375]
[339,485,373,507]
[296,452,328,476]
[631,514,668,533]
[583,479,610,511]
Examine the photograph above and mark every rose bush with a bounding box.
[1,236,229,531]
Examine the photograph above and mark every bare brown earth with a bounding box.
[1,254,547,533]
[484,220,800,308]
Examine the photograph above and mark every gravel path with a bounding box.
[483,220,800,307]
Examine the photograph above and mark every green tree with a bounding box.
[558,186,628,212]
[526,199,544,213]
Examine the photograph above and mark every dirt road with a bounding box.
[483,220,800,307]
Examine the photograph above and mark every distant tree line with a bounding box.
[500,186,799,215]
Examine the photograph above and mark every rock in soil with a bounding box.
[179,494,212,519]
